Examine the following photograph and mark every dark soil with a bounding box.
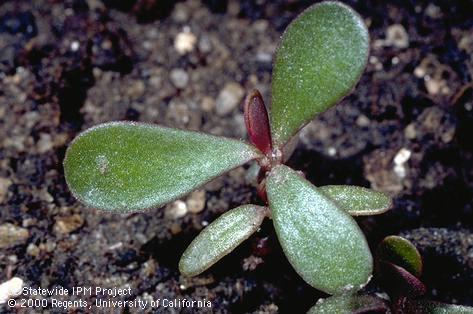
[0,0,472,313]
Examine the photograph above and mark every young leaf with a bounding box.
[64,122,261,212]
[377,236,423,278]
[244,90,272,155]
[307,294,390,314]
[404,300,473,314]
[378,261,426,298]
[271,1,369,147]
[319,185,392,216]
[179,204,267,277]
[266,165,372,295]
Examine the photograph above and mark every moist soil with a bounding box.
[0,0,472,313]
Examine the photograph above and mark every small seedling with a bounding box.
[64,2,392,295]
[308,236,473,313]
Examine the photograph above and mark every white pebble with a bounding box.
[165,200,188,219]
[393,148,411,178]
[174,29,197,55]
[0,277,24,304]
[386,24,409,48]
[215,82,245,116]
[169,68,189,89]
[70,41,80,51]
[327,147,337,157]
[394,148,411,165]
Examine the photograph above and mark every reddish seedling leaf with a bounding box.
[378,261,426,298]
[244,90,272,155]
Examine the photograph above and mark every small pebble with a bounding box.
[414,65,426,78]
[215,82,245,116]
[38,188,54,203]
[172,4,189,22]
[394,148,412,165]
[425,4,441,18]
[256,51,272,63]
[149,76,162,88]
[26,243,40,257]
[187,190,206,213]
[425,77,450,95]
[0,224,29,249]
[404,123,417,139]
[0,277,24,304]
[54,214,84,234]
[37,133,53,154]
[174,29,197,55]
[165,200,188,219]
[393,148,412,179]
[327,147,337,157]
[39,241,56,253]
[4,135,26,151]
[170,68,189,89]
[70,41,80,51]
[170,223,182,235]
[233,113,246,138]
[369,56,383,71]
[200,96,215,111]
[356,114,370,127]
[364,149,404,195]
[385,24,409,48]
[23,111,40,129]
[127,80,145,99]
[375,24,409,49]
[242,255,264,271]
[108,242,123,250]
[198,35,212,53]
[0,177,12,203]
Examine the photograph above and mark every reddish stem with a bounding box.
[244,90,272,155]
[257,179,268,204]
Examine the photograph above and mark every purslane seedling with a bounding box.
[64,2,392,295]
[308,236,473,313]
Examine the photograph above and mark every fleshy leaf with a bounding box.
[319,185,392,216]
[244,90,272,155]
[271,1,369,147]
[378,261,426,298]
[307,294,390,314]
[64,122,261,212]
[377,236,423,278]
[266,165,372,294]
[179,204,267,277]
[405,300,473,314]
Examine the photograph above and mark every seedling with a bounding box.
[64,2,392,295]
[308,236,473,313]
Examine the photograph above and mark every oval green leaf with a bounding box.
[179,204,267,277]
[266,165,372,295]
[319,185,392,216]
[307,294,390,314]
[377,236,423,278]
[64,122,261,212]
[271,1,369,147]
[405,301,473,314]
